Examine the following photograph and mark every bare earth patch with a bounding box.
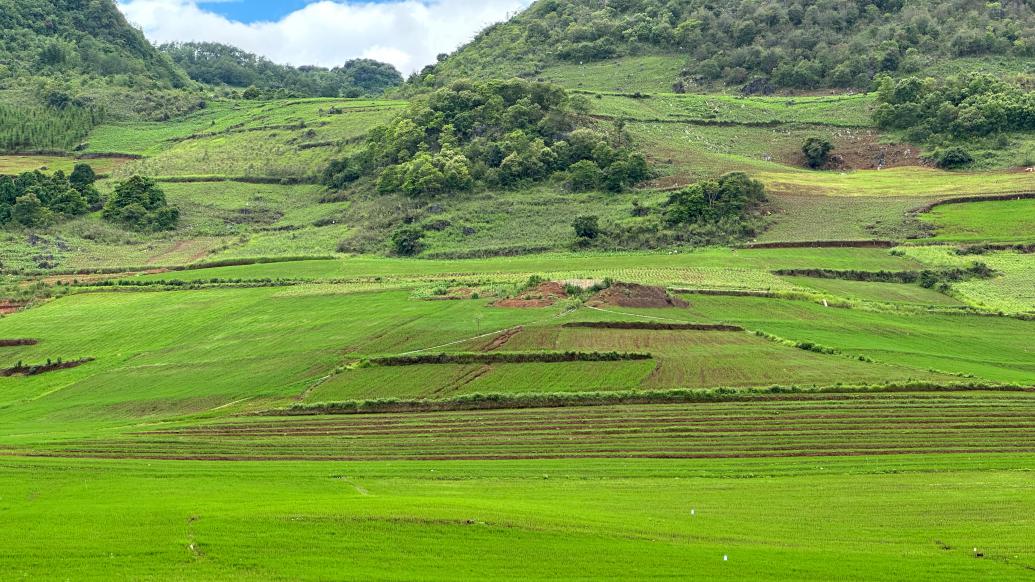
[492,282,568,308]
[587,282,689,309]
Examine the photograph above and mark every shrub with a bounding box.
[390,226,424,256]
[572,215,600,239]
[930,146,973,169]
[802,136,833,169]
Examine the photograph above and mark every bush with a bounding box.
[572,215,600,239]
[802,137,833,169]
[390,226,424,256]
[930,146,974,169]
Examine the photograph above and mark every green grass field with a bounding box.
[921,198,1035,243]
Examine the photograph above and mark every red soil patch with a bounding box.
[492,282,568,308]
[587,282,689,309]
[0,301,26,315]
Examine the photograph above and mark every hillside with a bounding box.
[160,42,403,98]
[421,0,1035,92]
[0,0,186,86]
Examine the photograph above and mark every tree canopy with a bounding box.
[324,78,649,196]
[160,43,403,98]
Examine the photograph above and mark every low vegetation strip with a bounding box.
[35,391,1035,462]
[0,358,94,377]
[6,256,335,278]
[368,351,652,367]
[273,383,1027,416]
[563,321,743,331]
[772,265,994,285]
[0,339,38,347]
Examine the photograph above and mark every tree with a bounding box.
[567,160,602,192]
[573,215,600,239]
[802,137,833,169]
[391,227,424,256]
[69,163,97,190]
[104,176,179,231]
[665,172,767,226]
[12,194,48,228]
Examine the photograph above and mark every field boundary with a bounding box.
[563,321,743,331]
[911,192,1035,214]
[268,383,1032,416]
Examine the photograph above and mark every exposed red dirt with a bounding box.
[0,301,26,315]
[492,282,568,308]
[587,282,689,309]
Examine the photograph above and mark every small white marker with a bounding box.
[691,509,695,516]
[723,555,728,562]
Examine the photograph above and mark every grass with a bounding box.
[0,154,132,176]
[900,246,1035,314]
[538,55,687,93]
[780,276,965,306]
[920,198,1035,243]
[0,452,1032,579]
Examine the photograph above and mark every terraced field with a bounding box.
[14,392,1034,461]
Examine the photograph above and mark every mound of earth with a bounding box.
[492,282,568,308]
[587,283,689,309]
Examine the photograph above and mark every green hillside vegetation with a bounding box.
[160,42,403,98]
[422,0,1035,91]
[324,78,648,197]
[0,0,186,86]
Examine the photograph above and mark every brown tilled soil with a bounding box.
[492,282,568,308]
[587,283,689,309]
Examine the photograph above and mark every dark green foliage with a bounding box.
[572,215,600,239]
[102,176,179,231]
[0,166,96,228]
[390,227,424,256]
[426,0,1035,90]
[874,74,1035,140]
[0,0,187,86]
[665,172,767,226]
[802,137,833,169]
[160,43,402,97]
[324,78,648,196]
[930,146,975,169]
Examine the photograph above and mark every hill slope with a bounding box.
[421,0,1035,92]
[0,0,186,86]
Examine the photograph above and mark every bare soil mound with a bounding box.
[587,283,689,309]
[492,282,568,308]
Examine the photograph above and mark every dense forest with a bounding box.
[160,43,403,98]
[424,0,1035,90]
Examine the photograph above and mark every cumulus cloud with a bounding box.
[118,0,532,73]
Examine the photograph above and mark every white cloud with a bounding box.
[118,0,532,74]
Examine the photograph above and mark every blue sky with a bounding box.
[197,1,322,23]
